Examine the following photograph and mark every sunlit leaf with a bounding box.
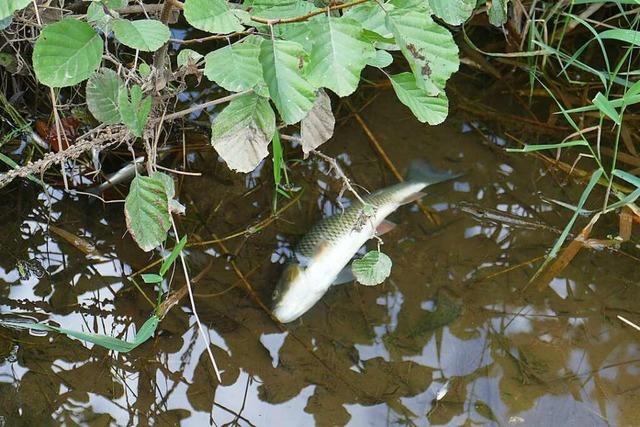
[306,16,374,97]
[352,251,392,286]
[211,93,276,172]
[386,7,459,95]
[204,35,264,92]
[124,174,172,252]
[32,19,103,87]
[300,90,334,158]
[428,0,475,25]
[592,92,621,124]
[598,28,640,47]
[183,0,243,34]
[86,68,124,125]
[260,39,316,124]
[118,85,152,137]
[0,0,31,20]
[389,72,448,125]
[111,18,170,52]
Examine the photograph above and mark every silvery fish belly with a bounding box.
[271,161,459,323]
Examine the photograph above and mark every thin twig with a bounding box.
[618,315,640,332]
[170,218,222,382]
[311,150,369,206]
[161,91,249,122]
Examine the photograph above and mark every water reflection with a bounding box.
[0,91,639,426]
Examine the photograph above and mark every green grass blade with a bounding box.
[532,169,603,281]
[0,315,159,353]
[506,140,588,152]
[159,235,187,277]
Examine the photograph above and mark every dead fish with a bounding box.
[87,156,145,195]
[272,160,460,323]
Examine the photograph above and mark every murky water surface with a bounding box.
[1,90,639,426]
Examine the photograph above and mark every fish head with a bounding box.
[272,262,311,323]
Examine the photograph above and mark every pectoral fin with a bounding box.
[333,265,356,285]
[376,219,397,236]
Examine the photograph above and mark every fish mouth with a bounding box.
[272,302,301,324]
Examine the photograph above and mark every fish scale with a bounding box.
[296,183,407,258]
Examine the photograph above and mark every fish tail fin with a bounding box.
[406,160,462,186]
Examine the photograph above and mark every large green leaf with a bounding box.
[389,72,448,125]
[0,0,31,20]
[183,0,243,34]
[32,19,103,87]
[124,174,172,252]
[428,0,475,25]
[111,19,170,52]
[260,39,316,124]
[204,35,264,92]
[118,85,153,137]
[211,93,276,173]
[306,16,374,97]
[86,68,124,125]
[352,251,392,286]
[386,7,459,95]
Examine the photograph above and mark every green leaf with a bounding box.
[138,62,151,78]
[0,0,31,20]
[211,93,276,172]
[204,36,264,92]
[86,68,124,125]
[389,72,448,125]
[0,315,159,353]
[183,0,243,34]
[124,174,172,252]
[87,1,114,31]
[274,23,315,52]
[177,49,204,68]
[32,19,103,87]
[487,0,510,26]
[159,235,187,276]
[118,85,152,137]
[592,92,621,124]
[141,273,163,283]
[306,16,374,97]
[249,0,316,20]
[386,7,459,95]
[598,29,640,46]
[260,39,316,124]
[112,19,170,52]
[367,49,393,68]
[429,0,475,25]
[352,251,392,286]
[344,2,393,38]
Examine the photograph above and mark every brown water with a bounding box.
[1,90,639,426]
